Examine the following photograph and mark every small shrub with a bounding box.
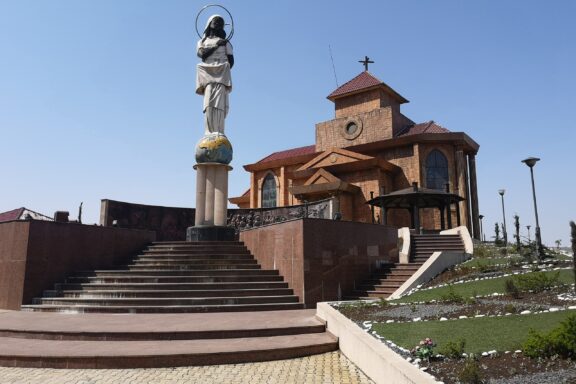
[476,260,495,273]
[474,244,496,258]
[513,271,560,293]
[439,338,466,359]
[440,285,465,303]
[378,297,389,307]
[458,358,484,384]
[523,314,576,359]
[411,337,436,361]
[508,256,524,268]
[503,303,518,314]
[504,278,521,299]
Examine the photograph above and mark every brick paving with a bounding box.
[0,351,374,384]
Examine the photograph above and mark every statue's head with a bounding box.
[204,15,226,39]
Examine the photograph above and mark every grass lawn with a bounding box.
[373,309,576,354]
[392,269,573,303]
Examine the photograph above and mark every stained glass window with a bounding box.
[261,174,277,208]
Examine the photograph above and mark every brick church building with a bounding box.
[230,69,481,239]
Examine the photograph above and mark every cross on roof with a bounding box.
[358,56,374,71]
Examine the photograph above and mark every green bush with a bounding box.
[523,314,576,359]
[474,244,496,258]
[513,271,560,293]
[458,358,484,384]
[440,285,465,303]
[439,338,466,359]
[504,278,521,299]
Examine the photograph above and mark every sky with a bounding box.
[1,1,574,246]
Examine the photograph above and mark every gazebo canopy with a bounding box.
[366,185,464,209]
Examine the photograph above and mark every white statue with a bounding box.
[196,15,234,135]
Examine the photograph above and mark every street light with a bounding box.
[498,189,508,245]
[479,214,485,242]
[522,157,543,260]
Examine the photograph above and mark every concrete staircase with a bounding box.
[410,233,465,263]
[21,241,304,313]
[349,233,465,299]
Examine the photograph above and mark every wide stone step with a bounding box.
[56,288,295,298]
[55,282,290,291]
[136,254,255,260]
[66,275,285,284]
[364,277,409,284]
[142,246,249,254]
[20,302,306,314]
[73,269,278,277]
[0,309,326,341]
[33,295,300,306]
[0,332,336,368]
[359,283,402,290]
[131,259,258,266]
[124,264,262,270]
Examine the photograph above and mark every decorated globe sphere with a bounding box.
[195,133,233,164]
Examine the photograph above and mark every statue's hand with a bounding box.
[216,39,227,46]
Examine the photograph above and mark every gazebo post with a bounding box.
[456,202,461,227]
[440,205,445,230]
[445,183,452,229]
[412,206,420,233]
[380,186,386,225]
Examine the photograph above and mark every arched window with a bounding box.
[261,173,277,208]
[426,150,449,190]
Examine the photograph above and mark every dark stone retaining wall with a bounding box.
[240,219,398,308]
[0,220,155,309]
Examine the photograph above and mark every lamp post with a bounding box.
[498,189,508,246]
[522,157,543,260]
[479,214,485,242]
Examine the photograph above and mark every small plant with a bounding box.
[473,243,497,258]
[494,223,501,245]
[504,278,521,299]
[458,357,484,384]
[512,271,560,293]
[523,314,576,359]
[440,285,465,303]
[439,338,466,359]
[378,297,389,308]
[503,303,518,314]
[411,337,436,361]
[507,256,523,268]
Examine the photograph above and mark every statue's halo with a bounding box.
[195,4,234,41]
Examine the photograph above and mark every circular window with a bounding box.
[345,122,358,135]
[340,117,363,140]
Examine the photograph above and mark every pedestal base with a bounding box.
[186,226,236,242]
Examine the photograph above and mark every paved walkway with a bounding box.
[0,351,374,384]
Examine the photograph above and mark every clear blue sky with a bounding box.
[1,1,574,246]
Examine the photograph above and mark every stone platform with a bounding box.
[0,309,337,368]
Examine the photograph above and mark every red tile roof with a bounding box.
[327,71,408,103]
[0,207,24,223]
[328,72,382,99]
[257,145,317,164]
[396,121,450,137]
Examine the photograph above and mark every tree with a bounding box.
[555,239,562,251]
[494,222,500,244]
[514,215,521,251]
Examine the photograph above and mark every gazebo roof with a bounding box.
[366,185,464,209]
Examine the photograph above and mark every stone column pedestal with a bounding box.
[186,162,235,242]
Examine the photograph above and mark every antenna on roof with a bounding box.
[328,44,339,87]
